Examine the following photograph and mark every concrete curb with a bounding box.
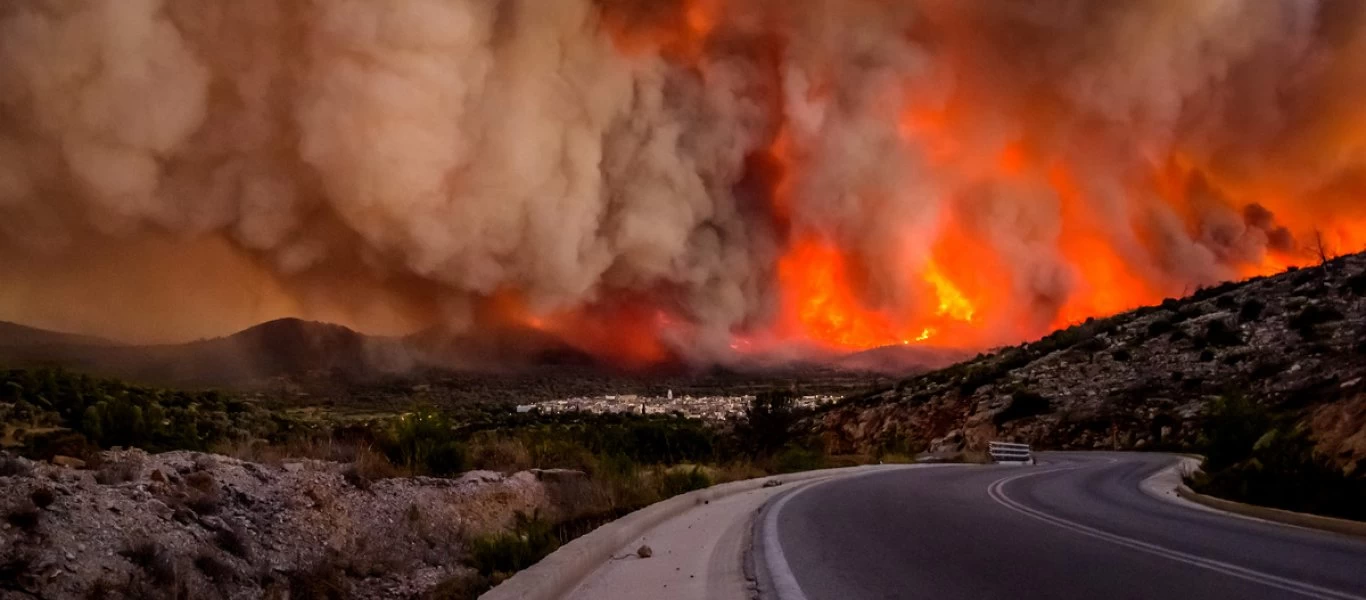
[1149,455,1366,539]
[479,465,892,600]
[1174,483,1366,539]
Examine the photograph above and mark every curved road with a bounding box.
[757,453,1366,600]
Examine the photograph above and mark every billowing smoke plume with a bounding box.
[1,0,1364,360]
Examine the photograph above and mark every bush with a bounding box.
[658,467,712,498]
[30,488,55,509]
[465,512,559,579]
[187,489,221,516]
[1193,423,1366,521]
[186,470,215,492]
[342,447,400,490]
[5,505,39,531]
[469,438,533,473]
[994,391,1052,425]
[1345,272,1366,296]
[1202,320,1243,347]
[194,551,236,585]
[1289,304,1344,339]
[1238,299,1266,323]
[771,446,827,474]
[120,540,177,585]
[1200,395,1271,471]
[0,554,35,591]
[214,521,252,560]
[737,391,797,457]
[288,557,351,600]
[381,410,468,477]
[94,458,142,485]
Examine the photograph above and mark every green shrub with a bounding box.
[658,467,712,498]
[771,446,826,474]
[994,391,1051,425]
[1193,423,1366,521]
[466,512,559,579]
[1200,395,1271,471]
[381,409,467,477]
[737,391,797,457]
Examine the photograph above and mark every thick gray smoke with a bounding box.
[0,0,1363,352]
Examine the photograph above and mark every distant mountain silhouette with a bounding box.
[404,323,606,370]
[0,317,962,388]
[833,344,972,375]
[0,318,412,386]
[0,321,118,348]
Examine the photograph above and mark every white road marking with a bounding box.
[761,484,816,600]
[987,466,1366,600]
[759,465,957,600]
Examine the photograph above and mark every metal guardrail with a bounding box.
[989,441,1033,464]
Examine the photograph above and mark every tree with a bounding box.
[81,405,104,443]
[1311,229,1335,271]
[739,390,797,456]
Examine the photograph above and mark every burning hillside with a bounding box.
[1,0,1364,366]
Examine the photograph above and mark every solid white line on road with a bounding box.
[759,465,958,600]
[760,485,815,600]
[988,468,1366,600]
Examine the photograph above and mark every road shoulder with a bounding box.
[1141,455,1366,539]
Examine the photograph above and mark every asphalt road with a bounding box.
[757,453,1366,600]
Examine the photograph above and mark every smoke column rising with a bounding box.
[0,0,1364,362]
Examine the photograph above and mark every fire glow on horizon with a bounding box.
[0,0,1364,362]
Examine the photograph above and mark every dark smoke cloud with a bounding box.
[0,0,1363,351]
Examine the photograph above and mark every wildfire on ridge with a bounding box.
[4,0,1366,367]
[509,0,1366,363]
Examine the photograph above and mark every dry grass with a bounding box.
[94,456,143,485]
[468,437,533,473]
[213,436,379,467]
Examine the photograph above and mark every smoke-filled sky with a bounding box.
[1,0,1364,362]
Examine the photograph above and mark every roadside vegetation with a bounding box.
[0,368,847,598]
[1187,395,1366,522]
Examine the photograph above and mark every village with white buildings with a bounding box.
[519,390,841,421]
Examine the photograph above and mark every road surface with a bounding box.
[757,453,1366,600]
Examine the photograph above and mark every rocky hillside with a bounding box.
[0,450,588,599]
[816,252,1366,474]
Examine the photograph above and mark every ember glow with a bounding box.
[1,0,1365,365]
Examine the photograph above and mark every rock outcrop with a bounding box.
[0,449,582,599]
[815,252,1366,474]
